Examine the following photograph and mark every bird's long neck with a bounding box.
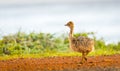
[69,27,74,40]
[69,27,74,49]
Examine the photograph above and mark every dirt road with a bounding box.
[0,54,120,71]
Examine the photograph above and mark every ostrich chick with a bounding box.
[65,21,94,63]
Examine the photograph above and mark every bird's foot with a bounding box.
[84,57,87,61]
[77,61,84,65]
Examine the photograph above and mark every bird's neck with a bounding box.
[69,27,74,39]
[69,27,74,49]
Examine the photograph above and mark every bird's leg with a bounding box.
[84,52,89,62]
[79,52,85,64]
[84,57,87,61]
[84,53,88,61]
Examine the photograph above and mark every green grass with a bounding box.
[0,49,120,60]
[0,32,120,60]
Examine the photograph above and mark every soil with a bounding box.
[0,54,120,71]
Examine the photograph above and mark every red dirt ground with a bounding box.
[0,54,120,71]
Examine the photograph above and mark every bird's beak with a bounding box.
[65,24,67,26]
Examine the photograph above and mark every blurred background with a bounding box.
[0,0,120,44]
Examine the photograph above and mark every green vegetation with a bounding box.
[0,31,120,60]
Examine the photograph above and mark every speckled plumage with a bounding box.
[65,21,94,63]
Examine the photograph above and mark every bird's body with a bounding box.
[70,36,94,53]
[65,21,94,63]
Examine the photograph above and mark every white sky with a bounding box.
[0,0,120,44]
[0,0,119,5]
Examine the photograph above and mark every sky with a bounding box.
[0,0,120,5]
[0,0,120,44]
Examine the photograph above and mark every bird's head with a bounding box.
[65,21,74,29]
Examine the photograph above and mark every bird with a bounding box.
[65,21,94,64]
